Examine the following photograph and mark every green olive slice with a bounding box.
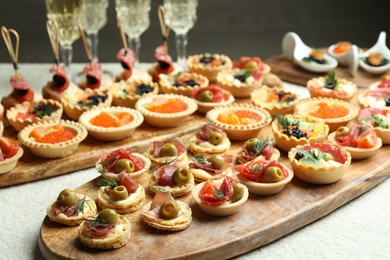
[56,189,78,206]
[159,200,179,219]
[114,159,135,174]
[173,167,191,185]
[263,166,284,183]
[209,154,225,170]
[109,185,129,201]
[335,126,350,137]
[159,143,178,157]
[245,138,260,152]
[230,182,244,203]
[208,131,223,145]
[98,209,119,224]
[197,90,214,102]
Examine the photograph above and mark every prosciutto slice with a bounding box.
[119,171,139,193]
[142,190,183,222]
[82,221,115,238]
[365,88,390,98]
[189,155,233,175]
[116,48,136,80]
[154,45,174,74]
[83,61,102,89]
[153,160,185,186]
[195,124,226,143]
[151,139,186,158]
[49,63,70,92]
[236,142,274,163]
[51,202,77,217]
[235,160,288,183]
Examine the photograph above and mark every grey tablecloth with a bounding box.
[0,63,389,260]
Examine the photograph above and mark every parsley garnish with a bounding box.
[361,115,388,129]
[98,179,118,188]
[275,114,298,129]
[279,97,296,104]
[324,71,338,89]
[296,149,326,166]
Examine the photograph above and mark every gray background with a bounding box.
[0,0,389,63]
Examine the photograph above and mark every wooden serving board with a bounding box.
[39,129,390,259]
[266,53,386,88]
[0,114,207,188]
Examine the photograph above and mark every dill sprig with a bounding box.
[214,189,225,198]
[98,179,118,188]
[251,138,271,155]
[361,115,388,129]
[76,196,92,215]
[274,114,298,129]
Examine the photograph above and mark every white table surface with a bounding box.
[0,63,389,260]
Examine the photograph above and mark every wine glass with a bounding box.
[80,0,109,61]
[115,0,151,64]
[163,0,198,69]
[45,0,82,72]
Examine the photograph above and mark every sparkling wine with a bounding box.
[115,0,151,39]
[163,0,198,35]
[45,0,82,46]
[80,0,108,34]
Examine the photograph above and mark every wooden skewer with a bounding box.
[46,20,60,64]
[1,26,20,77]
[78,23,92,63]
[158,5,170,54]
[116,12,128,50]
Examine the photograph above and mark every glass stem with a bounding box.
[60,44,73,74]
[87,33,99,61]
[128,37,141,65]
[175,33,188,69]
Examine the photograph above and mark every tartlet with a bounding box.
[358,89,390,109]
[288,143,352,184]
[189,123,231,154]
[141,190,192,231]
[149,161,195,197]
[251,86,299,115]
[108,79,158,108]
[144,139,188,167]
[47,189,97,226]
[187,53,233,82]
[135,94,197,128]
[78,106,144,141]
[206,103,272,141]
[233,56,271,74]
[294,97,359,132]
[236,137,280,164]
[327,124,383,160]
[188,154,233,182]
[97,172,145,213]
[236,159,293,195]
[216,69,263,97]
[271,114,329,152]
[191,177,249,216]
[96,149,151,181]
[369,75,390,90]
[61,88,112,121]
[18,120,88,158]
[159,72,209,97]
[0,137,23,174]
[79,209,131,249]
[358,107,390,144]
[306,71,357,101]
[192,85,235,114]
[42,81,81,102]
[6,99,63,132]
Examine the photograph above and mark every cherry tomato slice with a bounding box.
[356,130,378,148]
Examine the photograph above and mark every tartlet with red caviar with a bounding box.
[135,94,197,128]
[78,106,143,141]
[206,103,272,141]
[295,97,358,132]
[18,120,88,158]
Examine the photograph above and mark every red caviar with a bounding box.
[310,102,349,119]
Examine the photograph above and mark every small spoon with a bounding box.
[282,32,338,73]
[328,43,360,76]
[359,31,390,74]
